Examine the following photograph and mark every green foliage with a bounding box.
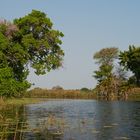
[0,67,30,97]
[93,47,118,83]
[52,85,63,90]
[128,75,137,85]
[80,87,91,93]
[0,10,64,97]
[14,10,64,75]
[119,45,140,86]
[94,47,118,65]
[93,47,120,98]
[93,46,140,100]
[94,64,113,82]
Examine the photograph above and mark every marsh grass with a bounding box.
[26,88,97,99]
[0,105,30,140]
[0,104,72,139]
[127,88,140,101]
[0,105,46,140]
[25,87,140,101]
[0,117,32,140]
[38,114,65,139]
[0,104,132,140]
[0,98,45,106]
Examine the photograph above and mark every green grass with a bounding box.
[128,94,140,101]
[2,98,46,105]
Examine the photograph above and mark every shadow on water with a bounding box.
[0,99,140,140]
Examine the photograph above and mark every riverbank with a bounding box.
[0,88,140,106]
[26,88,140,101]
[0,98,46,105]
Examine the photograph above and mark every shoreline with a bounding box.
[0,96,139,106]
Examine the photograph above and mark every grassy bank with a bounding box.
[127,88,140,101]
[1,87,140,105]
[0,98,46,105]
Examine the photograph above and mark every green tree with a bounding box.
[0,10,64,97]
[52,85,63,90]
[93,47,119,98]
[94,64,113,82]
[93,47,118,82]
[80,87,90,92]
[119,45,140,86]
[94,47,118,65]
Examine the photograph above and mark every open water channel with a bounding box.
[0,99,139,140]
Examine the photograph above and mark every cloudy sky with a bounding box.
[0,0,140,89]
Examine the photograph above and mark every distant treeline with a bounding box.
[93,46,140,100]
[26,88,97,99]
[25,87,140,101]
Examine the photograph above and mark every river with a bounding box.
[0,99,140,140]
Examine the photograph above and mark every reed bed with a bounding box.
[0,105,60,140]
[26,88,97,99]
[0,117,64,140]
[0,105,30,140]
[26,87,140,100]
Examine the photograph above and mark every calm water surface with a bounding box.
[25,99,140,140]
[0,99,140,140]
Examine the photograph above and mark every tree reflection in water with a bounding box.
[0,100,139,140]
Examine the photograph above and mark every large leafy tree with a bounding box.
[119,45,140,86]
[0,10,64,97]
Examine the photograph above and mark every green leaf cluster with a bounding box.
[93,47,118,82]
[93,47,121,98]
[93,46,140,99]
[0,10,64,97]
[119,45,140,86]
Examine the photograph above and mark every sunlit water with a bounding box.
[0,99,140,140]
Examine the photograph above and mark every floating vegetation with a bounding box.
[0,99,139,140]
[103,125,113,128]
[37,114,65,138]
[0,117,31,140]
[111,123,119,126]
[91,130,100,134]
[0,105,33,140]
[114,136,130,140]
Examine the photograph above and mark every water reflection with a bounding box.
[0,100,140,140]
[0,105,27,140]
[25,100,140,140]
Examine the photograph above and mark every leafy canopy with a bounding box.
[94,47,118,65]
[119,45,140,86]
[0,10,64,97]
[93,47,118,82]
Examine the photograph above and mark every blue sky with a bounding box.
[0,0,140,89]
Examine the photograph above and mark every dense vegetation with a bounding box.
[26,88,96,99]
[93,46,140,100]
[0,10,64,98]
[0,10,140,101]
